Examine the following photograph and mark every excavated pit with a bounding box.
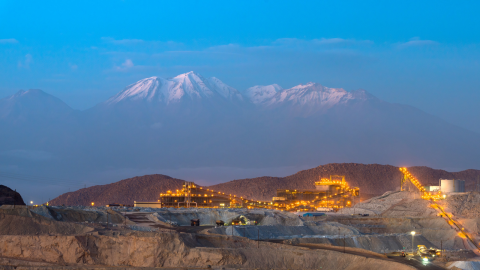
[2,191,480,269]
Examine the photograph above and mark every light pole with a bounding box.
[411,231,416,255]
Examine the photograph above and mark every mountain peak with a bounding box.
[264,82,374,115]
[105,72,243,105]
[0,89,73,119]
[171,71,201,80]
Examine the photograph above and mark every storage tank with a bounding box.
[455,180,465,192]
[440,179,465,193]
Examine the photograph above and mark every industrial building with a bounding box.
[439,179,465,193]
[159,176,360,211]
[273,175,360,211]
[424,179,465,193]
[160,182,234,208]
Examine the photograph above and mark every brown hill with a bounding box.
[50,164,480,206]
[209,163,480,201]
[49,174,184,206]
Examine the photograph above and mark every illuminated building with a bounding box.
[159,176,359,211]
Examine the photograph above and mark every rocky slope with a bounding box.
[0,185,25,206]
[50,163,480,206]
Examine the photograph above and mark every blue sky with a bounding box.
[1,0,480,132]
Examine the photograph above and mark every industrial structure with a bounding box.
[273,175,359,211]
[424,179,465,193]
[159,176,360,211]
[159,182,234,208]
[439,179,465,193]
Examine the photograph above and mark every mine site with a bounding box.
[3,2,480,270]
[1,163,480,270]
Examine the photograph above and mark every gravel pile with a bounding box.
[440,192,480,218]
[0,208,93,235]
[338,191,434,217]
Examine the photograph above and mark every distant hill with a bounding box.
[49,174,184,206]
[50,163,480,206]
[209,164,480,201]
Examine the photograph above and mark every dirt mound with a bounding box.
[0,208,93,235]
[50,174,184,206]
[382,199,437,217]
[441,192,480,218]
[337,191,437,217]
[0,185,25,206]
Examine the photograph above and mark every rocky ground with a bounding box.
[0,206,414,270]
[0,185,25,206]
[3,192,480,269]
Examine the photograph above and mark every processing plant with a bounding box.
[273,175,360,211]
[159,175,360,211]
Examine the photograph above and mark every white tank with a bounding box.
[440,179,465,193]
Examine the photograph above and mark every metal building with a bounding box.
[439,179,465,193]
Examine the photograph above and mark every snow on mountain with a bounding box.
[204,77,243,101]
[243,84,283,104]
[265,82,373,109]
[106,71,242,105]
[106,76,164,104]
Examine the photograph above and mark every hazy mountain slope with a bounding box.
[0,89,79,156]
[49,163,480,206]
[49,174,184,206]
[0,89,73,121]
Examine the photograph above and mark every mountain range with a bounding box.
[1,71,480,191]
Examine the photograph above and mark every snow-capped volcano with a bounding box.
[243,84,283,104]
[106,71,243,105]
[264,82,375,114]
